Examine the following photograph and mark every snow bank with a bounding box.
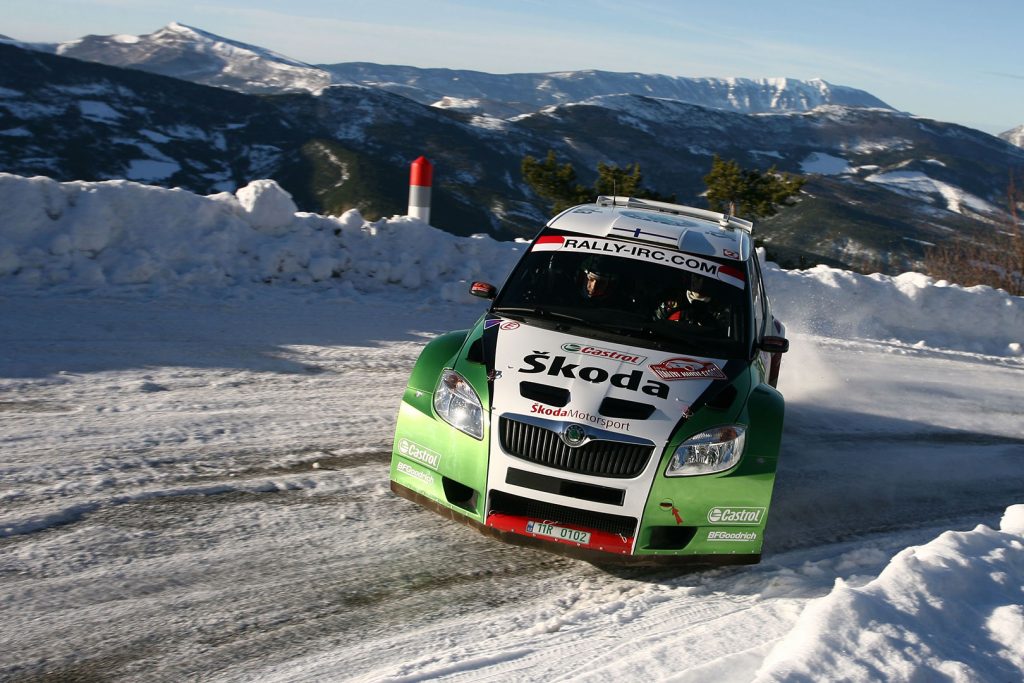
[754,504,1024,682]
[0,173,523,300]
[0,173,1021,355]
[764,262,1024,357]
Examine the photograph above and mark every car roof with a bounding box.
[547,196,754,262]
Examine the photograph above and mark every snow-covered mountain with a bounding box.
[41,22,333,94]
[22,23,891,118]
[1001,124,1024,148]
[323,62,895,118]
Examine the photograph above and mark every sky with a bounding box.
[4,0,1023,135]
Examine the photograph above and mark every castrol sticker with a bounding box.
[707,507,765,525]
[561,342,646,365]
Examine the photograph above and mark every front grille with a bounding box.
[499,416,654,478]
[489,490,636,537]
[506,467,625,505]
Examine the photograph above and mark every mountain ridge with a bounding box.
[14,23,893,118]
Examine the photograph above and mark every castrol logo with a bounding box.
[561,342,646,365]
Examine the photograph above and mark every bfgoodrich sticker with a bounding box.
[707,530,758,542]
[396,461,435,486]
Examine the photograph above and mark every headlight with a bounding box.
[433,369,485,440]
[666,425,746,476]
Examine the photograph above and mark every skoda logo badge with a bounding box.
[562,424,587,448]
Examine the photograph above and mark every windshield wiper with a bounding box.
[491,306,587,324]
[605,322,661,337]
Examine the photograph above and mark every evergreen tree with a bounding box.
[594,161,642,196]
[521,151,590,214]
[704,155,805,218]
[522,151,675,213]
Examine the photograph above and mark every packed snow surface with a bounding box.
[1,174,1022,681]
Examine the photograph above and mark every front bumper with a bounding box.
[391,480,761,567]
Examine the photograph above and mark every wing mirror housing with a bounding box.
[759,336,790,353]
[469,281,497,299]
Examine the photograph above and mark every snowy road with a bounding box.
[2,291,1022,681]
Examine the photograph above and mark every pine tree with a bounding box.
[594,161,642,196]
[522,151,674,213]
[520,151,590,214]
[704,155,805,218]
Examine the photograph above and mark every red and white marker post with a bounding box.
[408,156,433,224]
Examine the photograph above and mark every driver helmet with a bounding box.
[580,257,616,299]
[686,275,712,304]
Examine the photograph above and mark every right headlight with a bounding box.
[433,369,485,440]
[666,425,746,477]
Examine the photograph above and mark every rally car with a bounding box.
[390,196,788,565]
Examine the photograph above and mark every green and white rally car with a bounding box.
[390,196,789,565]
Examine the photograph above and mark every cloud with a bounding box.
[986,71,1024,81]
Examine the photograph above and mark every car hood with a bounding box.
[484,317,741,445]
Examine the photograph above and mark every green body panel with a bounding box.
[390,321,491,523]
[405,329,470,392]
[636,372,785,557]
[390,400,490,523]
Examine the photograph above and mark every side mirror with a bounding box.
[469,281,497,299]
[759,336,789,353]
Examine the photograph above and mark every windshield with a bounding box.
[492,231,750,358]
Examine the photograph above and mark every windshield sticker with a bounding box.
[531,235,746,289]
[650,357,726,381]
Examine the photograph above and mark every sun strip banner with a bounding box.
[531,235,745,289]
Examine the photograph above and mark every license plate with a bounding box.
[526,520,591,545]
